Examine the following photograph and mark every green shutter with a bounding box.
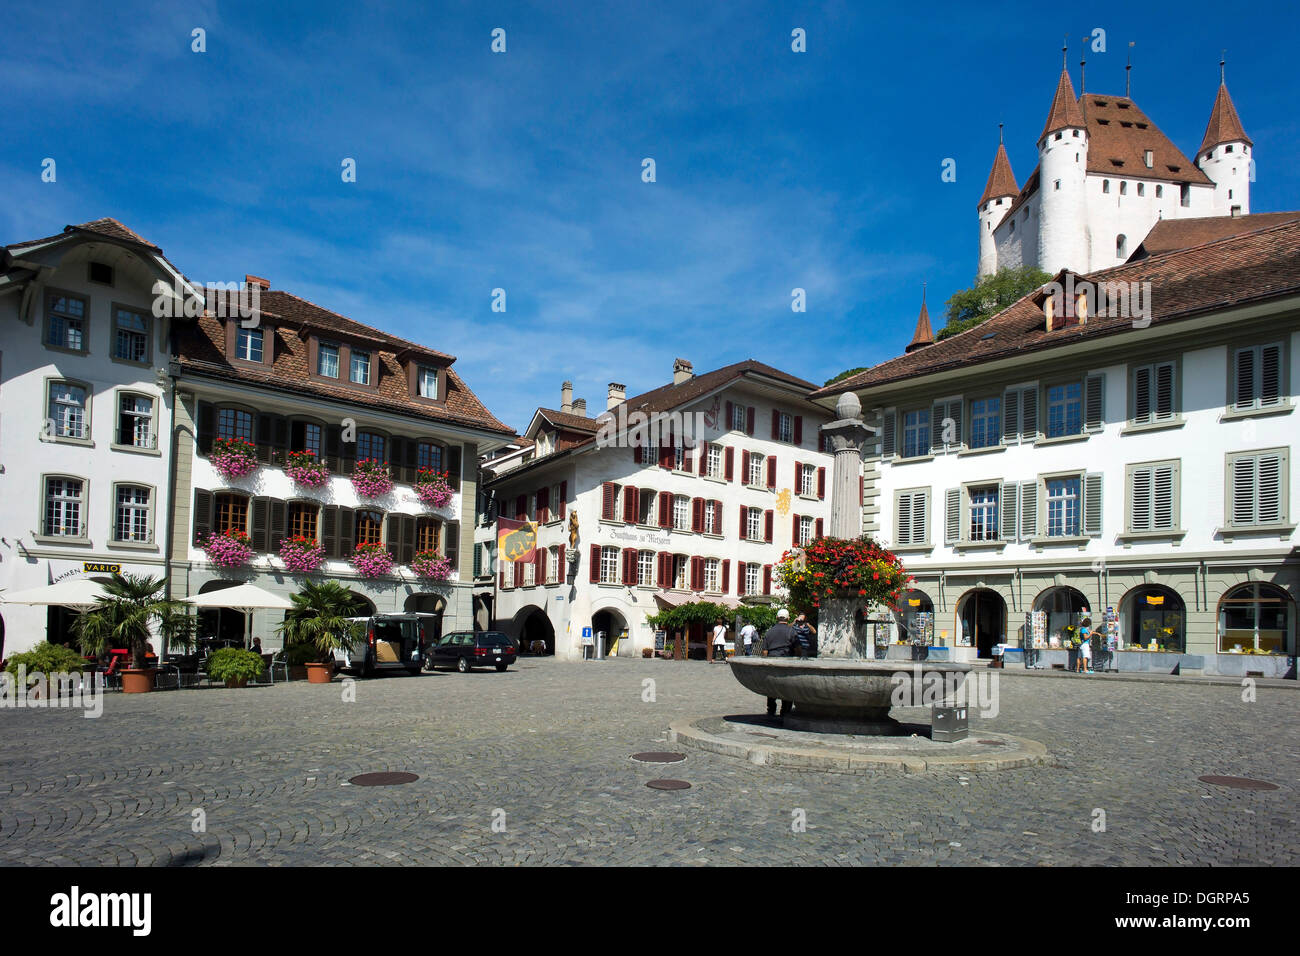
[1083,473,1103,535]
[1000,482,1019,541]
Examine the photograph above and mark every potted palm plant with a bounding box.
[72,574,182,694]
[276,579,361,684]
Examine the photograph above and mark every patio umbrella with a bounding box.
[181,583,294,650]
[0,578,109,613]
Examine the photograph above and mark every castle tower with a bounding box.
[1196,60,1252,217]
[905,285,934,353]
[1035,61,1090,274]
[977,126,1019,277]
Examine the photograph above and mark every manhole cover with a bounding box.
[646,779,691,791]
[631,752,686,763]
[1198,775,1278,791]
[977,739,1005,746]
[349,772,419,786]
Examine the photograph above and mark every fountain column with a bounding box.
[817,392,876,658]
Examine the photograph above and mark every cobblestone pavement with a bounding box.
[0,659,1295,866]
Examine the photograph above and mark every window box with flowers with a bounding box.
[210,437,259,481]
[410,549,453,581]
[351,458,393,499]
[202,529,254,568]
[350,542,394,578]
[283,449,330,488]
[279,535,325,573]
[414,468,454,508]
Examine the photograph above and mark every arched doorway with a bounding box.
[473,594,492,632]
[196,580,247,649]
[515,606,554,655]
[404,593,446,643]
[346,591,377,616]
[1034,586,1092,646]
[592,608,629,658]
[956,589,1006,658]
[1218,583,1295,655]
[1120,585,1186,652]
[894,589,934,643]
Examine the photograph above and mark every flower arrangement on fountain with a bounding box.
[283,448,331,488]
[413,467,454,508]
[776,536,911,614]
[350,458,393,498]
[202,528,254,568]
[209,437,259,481]
[410,549,453,581]
[279,535,325,573]
[349,542,394,578]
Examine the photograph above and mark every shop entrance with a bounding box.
[894,589,935,643]
[515,607,554,655]
[1034,586,1092,646]
[1121,585,1185,652]
[592,609,629,657]
[957,589,1006,658]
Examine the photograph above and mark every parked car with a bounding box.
[425,631,517,673]
[334,613,438,677]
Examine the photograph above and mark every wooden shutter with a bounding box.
[255,415,275,463]
[770,410,779,440]
[859,475,864,506]
[793,461,802,491]
[880,409,896,457]
[444,521,459,570]
[1134,366,1152,423]
[196,401,215,455]
[589,544,601,583]
[324,424,342,471]
[746,407,755,436]
[559,481,567,516]
[500,567,507,590]
[690,556,703,591]
[269,500,287,552]
[725,401,733,431]
[192,489,213,544]
[633,444,643,465]
[1234,347,1256,408]
[1002,389,1020,443]
[691,497,704,533]
[1260,344,1283,406]
[251,496,270,550]
[516,494,527,521]
[1131,467,1152,531]
[1000,482,1018,541]
[817,466,826,499]
[657,552,669,587]
[321,505,338,558]
[793,416,803,445]
[337,506,355,556]
[762,565,772,595]
[897,494,913,545]
[1153,464,1176,530]
[945,488,960,544]
[658,491,671,528]
[658,440,672,469]
[537,487,550,523]
[791,513,800,545]
[814,517,823,539]
[1155,363,1175,419]
[948,400,962,449]
[1257,453,1284,523]
[446,445,462,490]
[910,492,925,544]
[1020,387,1038,439]
[930,402,946,453]
[401,515,418,564]
[738,505,747,538]
[724,446,734,481]
[1083,473,1103,535]
[698,442,707,476]
[721,560,730,593]
[556,543,565,578]
[766,457,776,490]
[404,439,419,482]
[711,500,723,535]
[389,437,406,482]
[1084,374,1105,430]
[741,450,749,483]
[339,427,356,475]
[1019,482,1038,540]
[623,486,638,524]
[385,514,403,561]
[764,509,774,543]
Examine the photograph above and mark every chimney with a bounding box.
[244,274,270,291]
[572,398,587,416]
[607,382,626,410]
[561,381,573,413]
[673,358,694,385]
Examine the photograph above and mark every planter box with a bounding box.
[1113,651,1203,675]
[1209,654,1294,679]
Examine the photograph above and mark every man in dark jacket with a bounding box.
[793,614,818,658]
[761,609,798,716]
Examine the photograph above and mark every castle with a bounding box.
[977,56,1252,277]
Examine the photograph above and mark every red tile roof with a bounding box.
[813,217,1300,398]
[1199,82,1253,153]
[978,144,1019,207]
[1079,94,1211,186]
[535,408,602,433]
[906,297,934,352]
[6,217,163,253]
[1134,211,1300,259]
[1039,69,1086,140]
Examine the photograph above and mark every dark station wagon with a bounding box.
[425,631,517,673]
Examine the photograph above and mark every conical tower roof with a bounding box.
[905,290,934,353]
[1199,82,1252,153]
[1038,68,1087,142]
[978,142,1019,206]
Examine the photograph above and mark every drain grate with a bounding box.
[1198,775,1278,791]
[646,779,691,791]
[349,772,419,786]
[631,752,686,763]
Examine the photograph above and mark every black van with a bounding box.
[425,631,517,673]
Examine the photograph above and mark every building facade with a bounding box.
[816,219,1300,677]
[485,361,834,659]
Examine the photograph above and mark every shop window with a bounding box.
[894,590,934,642]
[1122,586,1185,652]
[1219,583,1292,655]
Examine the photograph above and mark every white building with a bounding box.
[978,61,1254,277]
[0,219,205,658]
[484,360,835,659]
[815,217,1300,676]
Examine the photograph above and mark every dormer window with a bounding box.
[418,366,438,399]
[1225,145,1234,153]
[1071,130,1079,138]
[237,326,264,363]
[318,342,340,378]
[1054,132,1062,141]
[1144,149,1154,168]
[350,350,371,385]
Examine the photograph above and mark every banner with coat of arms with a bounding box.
[497,517,539,563]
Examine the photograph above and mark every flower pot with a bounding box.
[305,662,334,684]
[224,677,250,689]
[121,668,156,694]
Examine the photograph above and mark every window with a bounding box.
[706,443,723,478]
[1009,219,1015,235]
[703,558,720,593]
[799,463,816,497]
[1053,179,1060,191]
[522,559,536,586]
[748,453,765,486]
[1231,343,1284,410]
[551,482,564,522]
[1102,180,1110,194]
[639,489,657,525]
[1137,183,1145,197]
[1127,461,1178,532]
[1045,383,1082,438]
[1226,449,1288,528]
[1156,185,1163,198]
[417,441,443,472]
[88,262,114,285]
[418,366,438,399]
[774,412,793,444]
[672,495,690,531]
[291,421,323,456]
[895,490,928,546]
[673,445,687,471]
[731,403,747,431]
[357,431,386,463]
[214,494,249,535]
[350,350,371,385]
[1132,361,1176,424]
[638,550,655,586]
[48,383,88,439]
[1045,476,1081,536]
[318,342,340,378]
[1219,584,1292,654]
[968,486,999,542]
[237,326,264,363]
[745,506,764,541]
[355,510,384,546]
[114,485,151,542]
[600,546,620,584]
[46,293,87,351]
[1120,181,1128,196]
[902,408,930,458]
[288,503,319,541]
[703,500,717,534]
[416,518,441,553]
[798,516,814,546]
[113,307,149,362]
[117,393,154,448]
[548,546,561,584]
[503,561,515,588]
[217,407,254,442]
[969,397,1000,449]
[1116,234,1127,259]
[744,563,760,596]
[1180,183,1190,207]
[1144,150,1154,168]
[43,477,84,537]
[672,555,688,589]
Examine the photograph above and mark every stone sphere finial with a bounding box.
[835,391,862,421]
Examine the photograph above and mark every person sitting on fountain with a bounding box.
[760,609,798,717]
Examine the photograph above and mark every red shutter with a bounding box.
[735,562,743,595]
[771,410,779,440]
[658,491,671,528]
[724,446,735,481]
[659,441,672,469]
[690,556,703,591]
[589,544,601,583]
[766,457,777,490]
[738,505,747,539]
[557,544,565,576]
[691,497,704,533]
[794,461,802,492]
[601,482,617,520]
[683,444,693,473]
[741,450,749,483]
[794,416,803,445]
[763,565,772,595]
[559,481,567,517]
[536,488,547,522]
[712,500,722,536]
[792,513,800,545]
[746,407,755,436]
[859,475,864,506]
[499,569,505,590]
[764,510,774,542]
[516,494,527,521]
[698,442,707,475]
[721,560,730,594]
[725,401,733,430]
[815,518,824,539]
[536,546,545,582]
[623,548,635,585]
[623,486,638,524]
[817,467,826,500]
[657,551,668,587]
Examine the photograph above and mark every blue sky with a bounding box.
[4,0,1297,432]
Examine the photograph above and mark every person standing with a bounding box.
[1079,617,1094,673]
[739,620,758,656]
[793,614,818,659]
[760,609,798,717]
[711,619,728,662]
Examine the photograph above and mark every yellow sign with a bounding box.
[1145,595,1164,606]
[908,598,921,607]
[83,562,121,574]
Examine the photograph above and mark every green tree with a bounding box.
[824,367,869,388]
[276,580,364,663]
[937,266,1052,340]
[72,574,182,669]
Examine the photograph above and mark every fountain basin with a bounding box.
[729,657,973,735]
